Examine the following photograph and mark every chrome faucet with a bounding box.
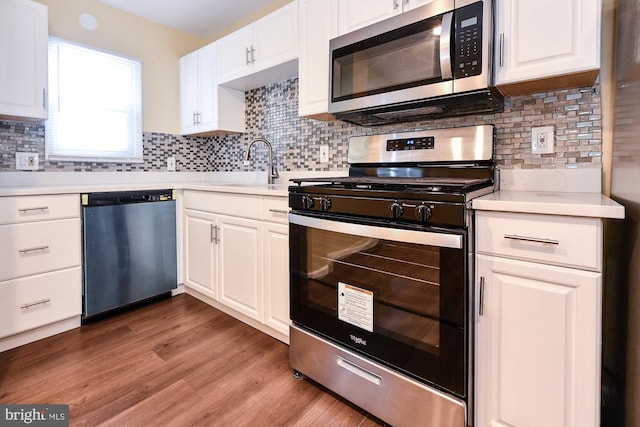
[245,137,279,185]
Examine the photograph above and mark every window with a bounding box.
[46,38,143,163]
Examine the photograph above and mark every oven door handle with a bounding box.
[289,213,463,249]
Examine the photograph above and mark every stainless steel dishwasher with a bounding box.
[81,189,177,321]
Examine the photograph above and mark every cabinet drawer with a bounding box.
[0,218,81,281]
[476,211,602,271]
[0,194,80,225]
[0,267,82,339]
[263,196,289,224]
[183,190,262,220]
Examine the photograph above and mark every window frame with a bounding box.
[45,37,143,163]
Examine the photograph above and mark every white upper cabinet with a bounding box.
[337,0,435,34]
[495,0,601,95]
[0,0,48,121]
[298,0,338,118]
[338,0,396,35]
[403,0,437,12]
[179,42,245,136]
[217,1,298,90]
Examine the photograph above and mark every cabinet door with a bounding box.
[0,0,48,121]
[338,0,397,35]
[403,0,436,12]
[252,1,298,74]
[476,255,601,427]
[197,42,218,131]
[263,222,290,338]
[217,26,253,84]
[218,215,263,322]
[298,0,338,118]
[179,51,199,135]
[184,210,218,299]
[495,0,600,87]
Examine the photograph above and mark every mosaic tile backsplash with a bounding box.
[0,78,601,173]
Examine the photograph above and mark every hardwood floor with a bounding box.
[0,295,384,426]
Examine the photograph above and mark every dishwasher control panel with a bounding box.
[81,189,175,206]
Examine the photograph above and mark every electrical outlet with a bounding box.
[320,145,330,163]
[15,152,39,171]
[531,126,554,154]
[167,156,176,172]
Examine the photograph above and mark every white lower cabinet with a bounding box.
[263,221,290,336]
[0,194,82,352]
[0,267,82,340]
[476,255,601,427]
[475,210,603,427]
[184,210,218,299]
[182,190,290,342]
[218,215,263,322]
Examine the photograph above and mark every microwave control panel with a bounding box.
[454,1,483,78]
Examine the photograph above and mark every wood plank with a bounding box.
[0,295,384,426]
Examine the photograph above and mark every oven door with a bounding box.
[289,213,467,398]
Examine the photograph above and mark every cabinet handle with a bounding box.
[18,206,49,213]
[193,111,197,126]
[479,276,485,316]
[43,88,47,109]
[404,0,410,5]
[211,224,219,244]
[499,33,504,67]
[251,46,256,64]
[21,298,51,309]
[268,209,289,214]
[246,47,252,65]
[393,0,400,10]
[504,234,559,245]
[18,245,50,254]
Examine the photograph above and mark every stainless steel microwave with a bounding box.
[328,0,502,126]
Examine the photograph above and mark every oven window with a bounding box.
[290,222,467,396]
[332,16,445,102]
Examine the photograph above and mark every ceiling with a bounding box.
[98,0,277,38]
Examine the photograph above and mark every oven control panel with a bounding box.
[386,136,435,152]
[289,192,465,228]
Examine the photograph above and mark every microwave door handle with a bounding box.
[440,11,454,80]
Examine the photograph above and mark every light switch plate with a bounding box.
[167,156,176,172]
[531,126,554,154]
[320,145,330,163]
[16,152,39,171]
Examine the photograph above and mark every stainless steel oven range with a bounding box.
[288,125,495,427]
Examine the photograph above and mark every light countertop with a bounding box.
[0,181,289,197]
[472,191,625,219]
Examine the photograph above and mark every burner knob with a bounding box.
[389,202,404,219]
[320,197,332,211]
[302,195,315,209]
[416,205,433,222]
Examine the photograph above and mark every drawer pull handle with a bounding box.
[18,206,49,213]
[268,209,289,214]
[504,234,559,245]
[21,298,51,309]
[336,356,382,386]
[19,245,50,254]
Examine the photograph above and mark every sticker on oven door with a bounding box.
[338,282,373,332]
